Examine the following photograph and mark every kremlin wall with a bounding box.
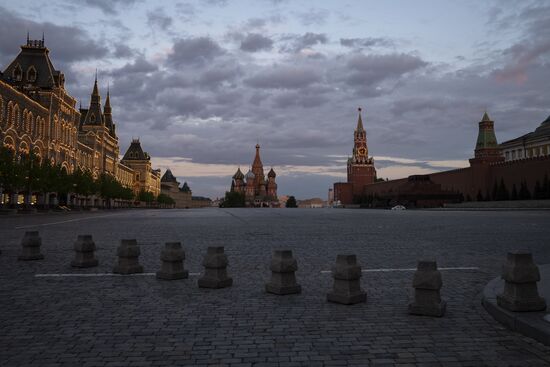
[334,110,550,208]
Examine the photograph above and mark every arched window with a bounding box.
[90,113,96,123]
[22,110,27,130]
[33,116,39,136]
[13,104,20,129]
[27,112,33,134]
[6,101,12,129]
[27,66,37,82]
[13,64,22,81]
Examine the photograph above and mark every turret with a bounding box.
[103,86,116,136]
[82,74,104,127]
[470,111,504,165]
[232,167,245,193]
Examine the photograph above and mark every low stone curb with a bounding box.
[482,264,550,346]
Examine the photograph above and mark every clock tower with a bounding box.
[347,108,376,196]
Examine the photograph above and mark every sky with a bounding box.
[0,0,549,199]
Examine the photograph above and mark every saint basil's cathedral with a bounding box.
[230,144,278,207]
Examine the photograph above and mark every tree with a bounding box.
[137,190,155,203]
[511,184,518,200]
[476,190,483,202]
[286,196,297,208]
[534,180,543,199]
[0,147,19,206]
[543,173,550,199]
[491,180,498,201]
[519,180,531,200]
[496,178,509,201]
[220,191,245,207]
[157,193,175,206]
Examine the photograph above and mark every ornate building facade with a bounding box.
[0,36,160,203]
[230,144,278,207]
[500,115,550,161]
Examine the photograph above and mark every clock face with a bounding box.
[358,147,367,156]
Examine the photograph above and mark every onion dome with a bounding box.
[232,167,245,180]
[245,169,255,182]
[268,168,276,178]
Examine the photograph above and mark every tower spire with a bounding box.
[356,107,364,131]
[470,110,504,165]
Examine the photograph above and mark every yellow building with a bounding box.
[0,36,160,204]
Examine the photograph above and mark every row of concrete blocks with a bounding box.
[17,231,547,316]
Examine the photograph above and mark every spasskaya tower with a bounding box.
[347,108,376,196]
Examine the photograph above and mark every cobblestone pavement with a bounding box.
[1,208,550,366]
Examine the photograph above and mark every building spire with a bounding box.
[92,71,99,98]
[481,110,491,122]
[356,107,364,131]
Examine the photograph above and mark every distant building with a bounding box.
[230,144,278,207]
[160,168,192,208]
[328,188,334,206]
[297,198,325,208]
[160,168,211,208]
[120,139,161,197]
[500,115,550,161]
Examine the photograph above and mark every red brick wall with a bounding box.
[334,182,353,205]
[359,156,550,201]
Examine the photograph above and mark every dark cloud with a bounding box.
[487,2,550,84]
[244,65,322,89]
[109,57,158,77]
[282,32,328,53]
[204,0,228,6]
[146,8,173,31]
[345,53,428,86]
[197,65,242,88]
[167,37,224,66]
[113,43,137,58]
[340,37,394,49]
[81,0,141,14]
[0,6,108,67]
[240,33,274,52]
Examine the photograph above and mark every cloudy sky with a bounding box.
[1,1,549,199]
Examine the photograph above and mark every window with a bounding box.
[90,113,95,123]
[27,66,37,82]
[505,152,510,161]
[13,64,22,81]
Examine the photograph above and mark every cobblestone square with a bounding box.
[1,208,550,366]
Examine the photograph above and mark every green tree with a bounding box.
[476,189,483,202]
[286,196,297,208]
[511,184,518,200]
[534,180,543,199]
[137,190,155,203]
[496,178,509,201]
[543,173,550,199]
[157,193,175,206]
[519,180,531,200]
[491,180,498,201]
[220,191,245,207]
